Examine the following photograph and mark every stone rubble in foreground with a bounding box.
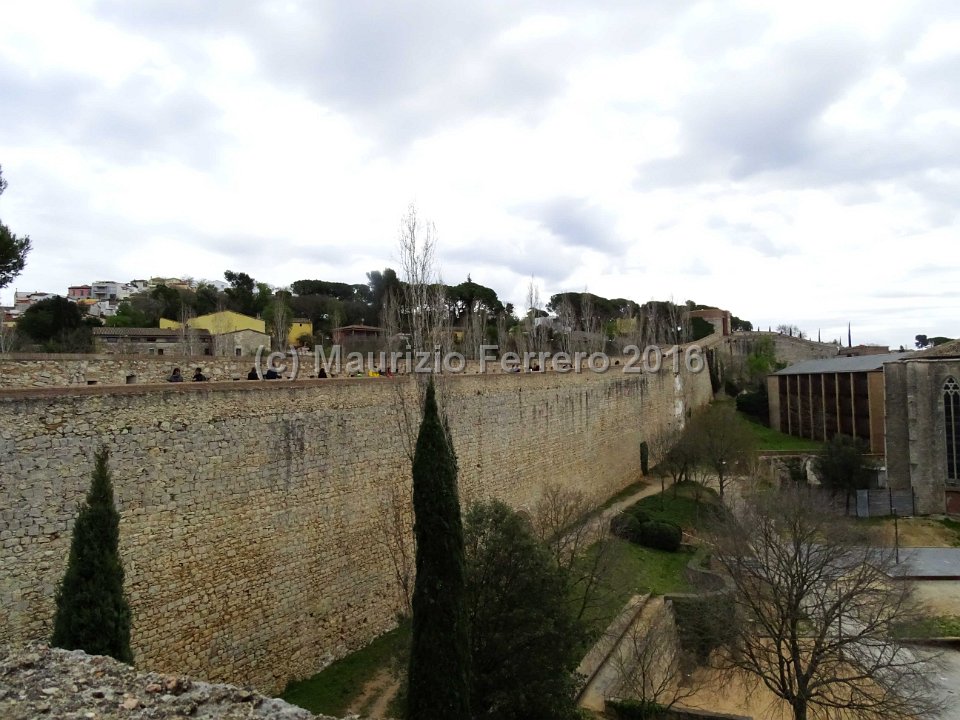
[0,643,345,720]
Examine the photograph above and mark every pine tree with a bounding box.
[407,380,471,719]
[51,446,133,664]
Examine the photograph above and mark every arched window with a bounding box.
[946,377,960,483]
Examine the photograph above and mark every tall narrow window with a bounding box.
[946,377,960,483]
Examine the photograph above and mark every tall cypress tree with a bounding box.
[51,446,133,664]
[407,380,471,720]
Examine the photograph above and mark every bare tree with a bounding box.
[655,424,700,505]
[0,322,15,353]
[579,290,604,354]
[614,597,697,712]
[177,301,197,356]
[532,484,613,624]
[687,404,756,499]
[383,203,455,460]
[710,488,941,720]
[521,277,547,357]
[372,477,415,617]
[554,295,576,354]
[268,289,292,352]
[376,204,453,613]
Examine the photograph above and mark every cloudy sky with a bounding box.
[1,0,957,348]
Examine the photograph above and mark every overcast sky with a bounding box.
[1,1,957,348]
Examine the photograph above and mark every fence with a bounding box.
[854,488,915,518]
[801,486,916,518]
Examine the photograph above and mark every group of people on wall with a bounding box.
[167,367,206,382]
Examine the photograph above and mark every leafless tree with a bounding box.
[614,598,698,712]
[268,289,292,352]
[687,404,756,499]
[519,277,547,357]
[376,204,453,612]
[177,302,197,356]
[382,203,455,460]
[0,323,15,353]
[579,290,605,354]
[532,484,614,624]
[653,423,700,505]
[372,477,415,617]
[554,295,576,354]
[710,488,942,720]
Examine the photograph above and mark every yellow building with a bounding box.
[288,318,314,347]
[161,310,266,335]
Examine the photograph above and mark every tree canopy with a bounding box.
[407,380,471,720]
[16,296,94,352]
[464,500,584,720]
[711,488,938,720]
[51,447,133,664]
[0,165,32,290]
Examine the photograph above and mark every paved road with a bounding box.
[887,548,960,578]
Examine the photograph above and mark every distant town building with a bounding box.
[92,327,213,356]
[288,318,313,346]
[686,307,732,336]
[161,310,269,357]
[331,324,384,344]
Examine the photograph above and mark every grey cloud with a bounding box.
[707,217,795,258]
[638,29,876,187]
[445,238,578,286]
[522,197,623,253]
[93,0,688,148]
[0,54,224,170]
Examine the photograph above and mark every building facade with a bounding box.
[885,341,960,514]
[767,353,910,454]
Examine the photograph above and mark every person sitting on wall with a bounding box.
[192,367,207,382]
[318,367,328,378]
[264,367,280,380]
[168,368,183,382]
[247,367,259,380]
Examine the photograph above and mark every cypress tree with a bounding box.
[51,446,133,664]
[407,380,471,720]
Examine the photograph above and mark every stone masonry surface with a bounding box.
[0,642,340,719]
[0,364,713,694]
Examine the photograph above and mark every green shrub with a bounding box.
[625,505,651,525]
[638,521,682,552]
[610,512,644,543]
[607,698,667,719]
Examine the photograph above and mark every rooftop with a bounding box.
[92,327,212,337]
[911,339,960,359]
[773,351,914,375]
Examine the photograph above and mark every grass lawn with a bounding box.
[893,615,960,639]
[742,415,824,452]
[282,621,410,716]
[578,538,694,643]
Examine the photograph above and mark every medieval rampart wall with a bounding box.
[0,365,712,693]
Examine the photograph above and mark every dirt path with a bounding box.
[346,669,399,718]
[575,479,664,540]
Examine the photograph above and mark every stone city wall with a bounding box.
[0,364,712,694]
[2,351,647,388]
[0,354,259,387]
